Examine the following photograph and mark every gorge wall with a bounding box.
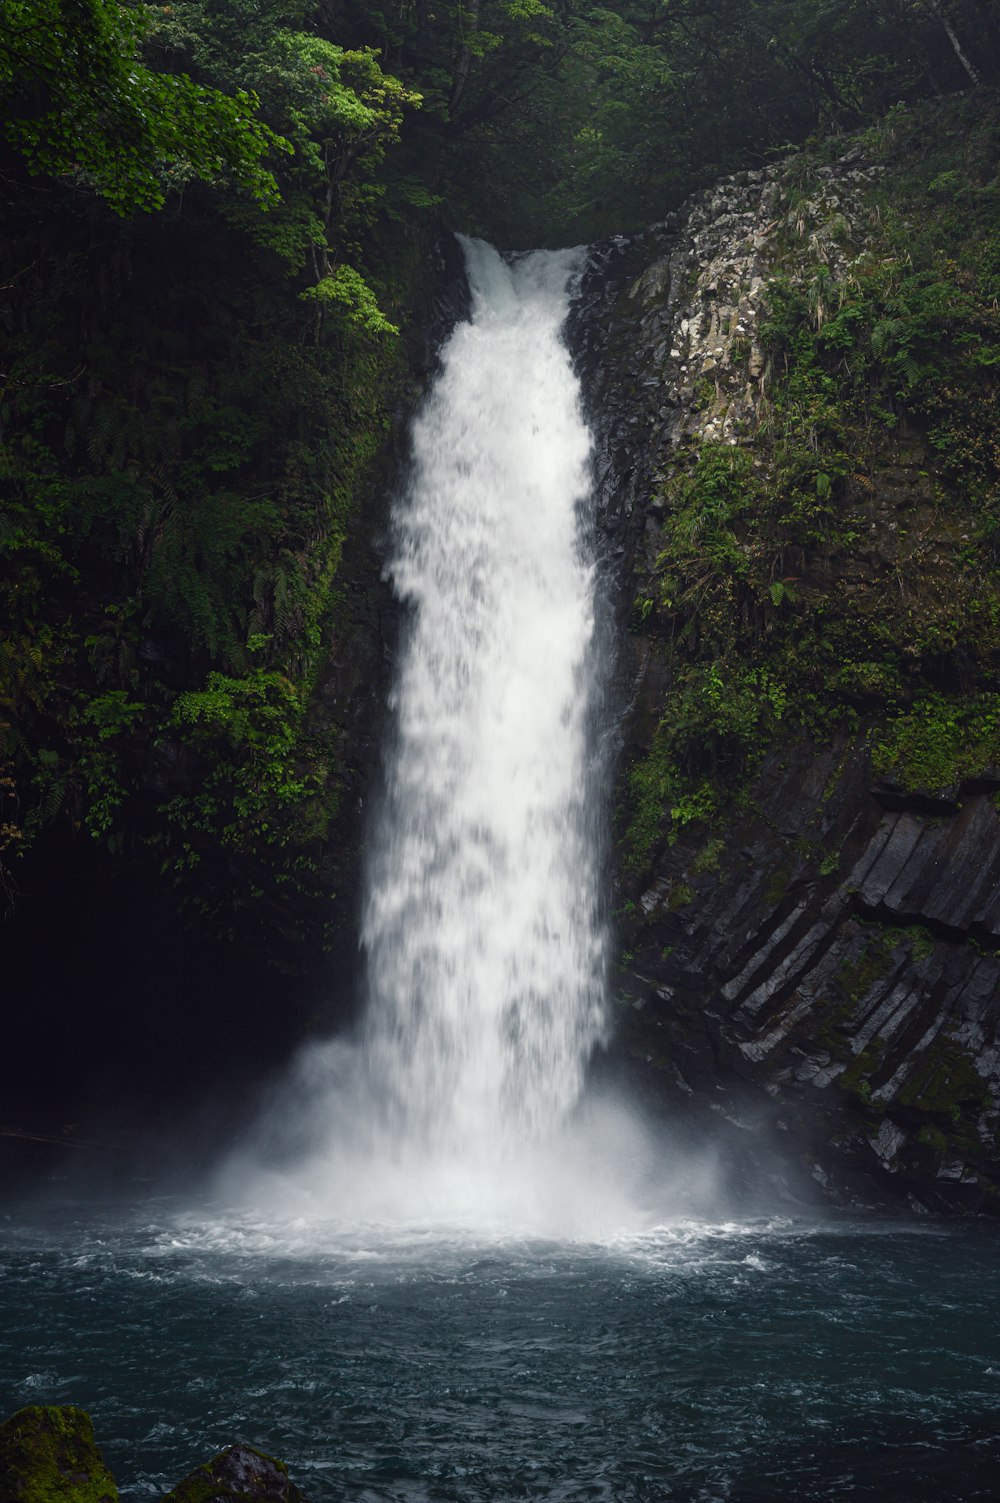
[575,95,1000,1213]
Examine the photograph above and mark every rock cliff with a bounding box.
[574,96,1000,1213]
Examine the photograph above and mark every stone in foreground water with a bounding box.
[160,1443,312,1503]
[0,1405,118,1503]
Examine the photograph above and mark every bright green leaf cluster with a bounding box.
[1,0,284,213]
[301,265,399,335]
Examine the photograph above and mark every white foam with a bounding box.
[361,238,607,1159]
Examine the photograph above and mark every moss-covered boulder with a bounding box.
[160,1445,311,1503]
[0,1406,118,1503]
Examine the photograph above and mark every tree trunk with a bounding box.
[934,3,981,85]
[449,0,481,117]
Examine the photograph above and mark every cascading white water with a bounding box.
[361,238,608,1161]
[221,239,693,1234]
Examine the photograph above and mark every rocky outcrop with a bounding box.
[0,1405,118,1503]
[609,734,1000,1212]
[575,145,888,566]
[161,1444,312,1503]
[575,112,1000,1213]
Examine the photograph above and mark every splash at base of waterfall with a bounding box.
[219,1038,725,1240]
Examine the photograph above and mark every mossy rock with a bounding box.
[0,1405,118,1503]
[160,1445,311,1503]
[898,1036,991,1123]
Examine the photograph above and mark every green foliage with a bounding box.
[169,668,309,816]
[0,0,425,938]
[871,694,1000,792]
[446,0,1000,243]
[691,835,725,875]
[9,0,991,248]
[155,668,343,903]
[625,718,725,869]
[301,265,400,335]
[141,2,421,277]
[0,0,283,213]
[898,1034,990,1123]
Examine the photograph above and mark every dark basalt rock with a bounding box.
[160,1445,313,1503]
[604,735,1000,1213]
[0,1405,118,1503]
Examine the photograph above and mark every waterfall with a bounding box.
[361,238,609,1162]
[224,238,663,1236]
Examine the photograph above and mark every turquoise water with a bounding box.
[2,1203,998,1501]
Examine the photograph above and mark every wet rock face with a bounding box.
[572,152,1000,1214]
[573,148,884,559]
[612,736,1000,1213]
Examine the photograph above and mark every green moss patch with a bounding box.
[0,1405,118,1503]
[871,693,1000,793]
[899,1036,991,1126]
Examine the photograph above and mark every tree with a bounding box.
[0,0,282,213]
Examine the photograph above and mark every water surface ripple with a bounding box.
[2,1208,998,1501]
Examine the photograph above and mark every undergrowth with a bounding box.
[625,95,1000,868]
